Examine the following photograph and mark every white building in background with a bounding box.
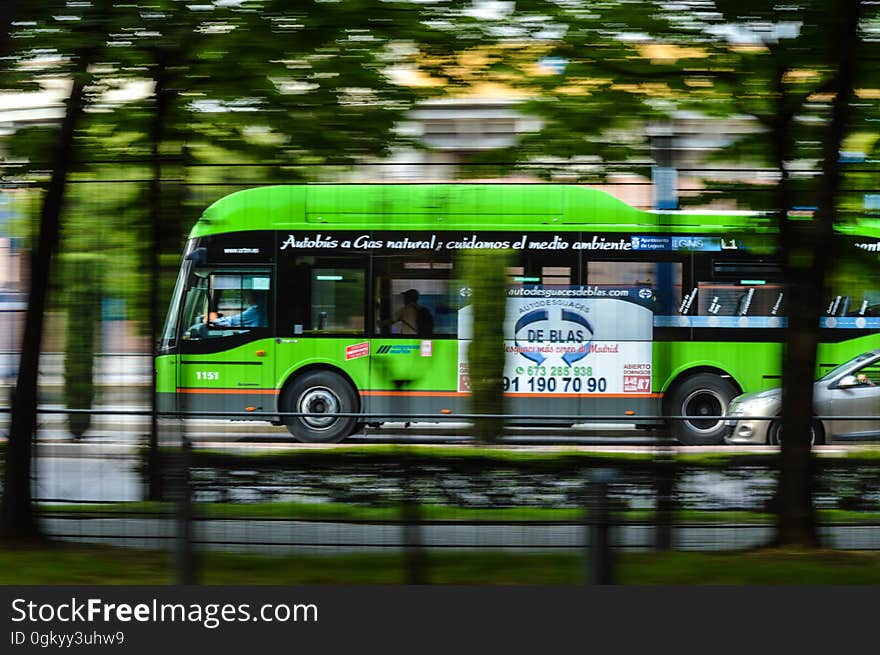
[0,79,68,156]
[351,97,540,182]
[348,95,768,213]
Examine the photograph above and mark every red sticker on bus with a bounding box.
[345,342,370,360]
[623,375,651,393]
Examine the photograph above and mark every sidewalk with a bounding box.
[0,402,285,440]
[0,351,280,439]
[0,351,152,406]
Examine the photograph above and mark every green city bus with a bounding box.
[156,184,880,444]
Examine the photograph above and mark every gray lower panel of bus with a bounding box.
[155,391,280,422]
[365,394,659,425]
[157,391,661,427]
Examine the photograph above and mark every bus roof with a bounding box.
[190,183,778,239]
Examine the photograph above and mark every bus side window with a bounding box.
[695,282,784,316]
[289,258,365,335]
[373,257,457,337]
[699,259,783,317]
[586,260,682,314]
[312,268,365,333]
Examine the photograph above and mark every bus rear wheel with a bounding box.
[667,373,737,446]
[280,371,359,443]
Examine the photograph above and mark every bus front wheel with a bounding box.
[280,371,359,443]
[667,373,737,446]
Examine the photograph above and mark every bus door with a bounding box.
[371,256,460,417]
[176,268,275,417]
[274,254,372,407]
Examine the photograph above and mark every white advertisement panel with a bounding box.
[458,287,653,396]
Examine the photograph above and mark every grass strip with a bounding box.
[2,544,880,585]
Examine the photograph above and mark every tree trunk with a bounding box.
[775,0,862,547]
[0,2,20,58]
[0,51,94,541]
[146,49,172,501]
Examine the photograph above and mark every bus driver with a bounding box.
[210,289,267,328]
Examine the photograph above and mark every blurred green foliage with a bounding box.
[1,0,487,326]
[460,249,510,444]
[468,0,880,218]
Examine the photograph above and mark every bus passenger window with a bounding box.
[586,261,682,314]
[374,258,458,337]
[696,282,783,316]
[542,266,571,286]
[310,268,365,334]
[377,278,455,337]
[506,267,527,287]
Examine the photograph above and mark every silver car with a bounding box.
[725,349,880,445]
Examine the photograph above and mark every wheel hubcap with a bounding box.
[682,390,725,433]
[774,424,816,446]
[298,387,340,430]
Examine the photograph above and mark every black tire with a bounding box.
[667,373,737,446]
[280,370,359,443]
[768,419,824,446]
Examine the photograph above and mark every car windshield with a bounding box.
[818,352,878,382]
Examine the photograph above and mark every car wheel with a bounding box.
[667,373,737,446]
[767,419,824,446]
[280,370,359,443]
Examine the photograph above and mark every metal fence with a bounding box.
[6,405,880,583]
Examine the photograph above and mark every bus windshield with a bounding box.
[180,268,271,340]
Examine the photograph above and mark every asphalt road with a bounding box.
[18,416,866,452]
[13,407,669,446]
[39,516,760,554]
[39,516,880,555]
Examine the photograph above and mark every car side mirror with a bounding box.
[837,374,859,388]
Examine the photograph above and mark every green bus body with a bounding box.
[156,184,880,444]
